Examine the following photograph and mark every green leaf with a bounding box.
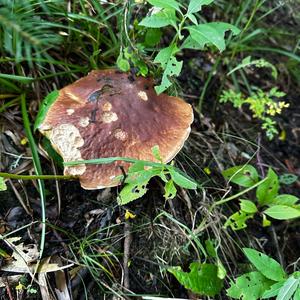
[276,276,300,300]
[186,22,240,52]
[0,177,7,191]
[262,281,285,298]
[117,53,130,72]
[147,0,182,11]
[222,165,258,187]
[294,288,300,300]
[139,9,177,28]
[152,145,162,162]
[264,205,300,220]
[169,168,197,189]
[186,13,198,25]
[240,199,258,213]
[269,194,299,207]
[224,211,254,230]
[164,179,177,199]
[118,181,148,205]
[34,90,59,131]
[168,262,223,296]
[279,173,298,185]
[227,271,274,300]
[243,248,287,282]
[256,168,279,205]
[153,44,183,94]
[188,0,215,14]
[144,28,162,47]
[205,239,217,258]
[181,36,204,50]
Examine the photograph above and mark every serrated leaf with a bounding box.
[168,262,223,296]
[139,8,177,28]
[222,165,258,187]
[227,271,274,300]
[256,168,279,205]
[34,90,59,131]
[262,281,285,298]
[188,0,215,13]
[147,0,182,11]
[243,248,287,282]
[181,36,204,50]
[276,276,300,300]
[164,179,177,199]
[169,168,197,189]
[186,22,240,52]
[224,211,254,230]
[264,205,300,220]
[240,199,258,213]
[0,177,7,191]
[153,44,183,94]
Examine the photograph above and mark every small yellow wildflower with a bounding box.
[15,282,26,291]
[125,210,136,220]
[20,137,28,145]
[204,167,211,175]
[279,129,286,141]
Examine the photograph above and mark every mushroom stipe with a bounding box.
[35,69,194,190]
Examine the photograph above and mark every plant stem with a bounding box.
[21,94,46,259]
[0,172,74,180]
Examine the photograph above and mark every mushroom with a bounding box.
[36,69,193,189]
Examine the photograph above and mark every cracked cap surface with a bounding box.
[37,69,194,189]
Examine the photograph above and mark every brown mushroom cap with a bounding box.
[37,69,193,189]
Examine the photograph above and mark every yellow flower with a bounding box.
[20,137,28,145]
[16,282,26,291]
[125,210,136,220]
[204,167,211,175]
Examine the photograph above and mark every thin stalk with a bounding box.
[0,172,74,180]
[21,94,46,259]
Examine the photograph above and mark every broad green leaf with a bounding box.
[147,0,182,11]
[188,0,215,14]
[34,90,59,131]
[227,271,274,300]
[240,199,258,213]
[181,36,204,50]
[224,211,254,230]
[222,165,258,187]
[144,28,162,47]
[243,248,287,282]
[186,22,240,52]
[139,9,177,28]
[262,281,285,298]
[294,288,300,300]
[125,167,162,185]
[164,179,177,199]
[279,173,298,185]
[0,177,7,191]
[277,276,300,300]
[169,168,197,189]
[118,181,148,205]
[154,45,183,94]
[269,194,299,207]
[264,205,300,220]
[256,168,279,205]
[116,54,130,72]
[168,262,223,296]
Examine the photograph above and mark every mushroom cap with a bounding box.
[37,69,193,189]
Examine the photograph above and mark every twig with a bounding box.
[123,222,132,290]
[256,134,265,177]
[4,278,14,300]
